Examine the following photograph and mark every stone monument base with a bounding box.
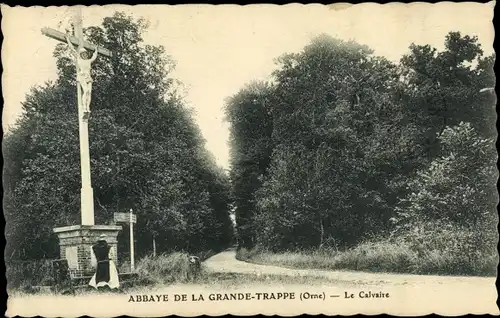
[53,225,122,277]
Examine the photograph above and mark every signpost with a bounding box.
[114,212,137,223]
[114,209,137,271]
[129,209,135,271]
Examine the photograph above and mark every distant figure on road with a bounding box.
[89,234,120,291]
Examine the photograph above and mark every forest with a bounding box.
[226,32,497,275]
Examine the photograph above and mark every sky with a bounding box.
[1,3,495,169]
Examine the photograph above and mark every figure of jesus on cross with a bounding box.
[42,10,112,122]
[65,34,98,120]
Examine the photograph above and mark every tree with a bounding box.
[230,32,495,252]
[395,122,497,227]
[399,31,495,159]
[225,81,274,249]
[4,12,233,261]
[393,122,497,257]
[253,35,408,249]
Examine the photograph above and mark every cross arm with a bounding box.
[41,27,112,57]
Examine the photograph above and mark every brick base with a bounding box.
[53,225,122,277]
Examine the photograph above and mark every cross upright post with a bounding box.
[45,7,122,278]
[74,8,95,226]
[42,6,112,226]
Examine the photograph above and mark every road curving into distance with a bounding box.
[203,249,496,288]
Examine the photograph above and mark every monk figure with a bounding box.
[89,234,120,291]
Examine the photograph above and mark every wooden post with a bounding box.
[152,236,157,257]
[129,209,135,271]
[113,211,136,272]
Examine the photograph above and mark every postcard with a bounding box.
[2,3,497,316]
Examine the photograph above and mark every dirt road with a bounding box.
[204,249,496,287]
[202,249,498,315]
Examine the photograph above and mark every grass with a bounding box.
[8,252,340,296]
[133,252,336,288]
[237,243,412,273]
[134,252,199,286]
[6,259,55,290]
[237,236,498,277]
[7,252,204,295]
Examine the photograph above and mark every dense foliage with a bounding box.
[226,32,496,255]
[4,13,233,261]
[225,82,274,249]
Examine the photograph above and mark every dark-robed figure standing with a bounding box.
[89,234,120,290]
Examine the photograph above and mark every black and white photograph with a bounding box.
[2,3,497,316]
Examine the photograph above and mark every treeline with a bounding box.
[226,33,496,254]
[4,13,234,262]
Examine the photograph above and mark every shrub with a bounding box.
[240,222,497,277]
[398,221,497,276]
[134,252,205,286]
[332,241,418,273]
[6,259,54,290]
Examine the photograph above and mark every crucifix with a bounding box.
[42,7,112,226]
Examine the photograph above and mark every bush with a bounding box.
[240,223,497,277]
[7,259,54,290]
[393,221,497,276]
[134,252,206,286]
[332,241,418,273]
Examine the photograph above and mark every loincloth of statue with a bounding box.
[77,72,93,85]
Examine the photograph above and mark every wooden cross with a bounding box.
[41,27,112,57]
[41,7,113,226]
[41,7,111,58]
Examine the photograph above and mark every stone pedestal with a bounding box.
[53,225,122,277]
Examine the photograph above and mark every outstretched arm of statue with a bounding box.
[90,46,99,62]
[65,34,77,56]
